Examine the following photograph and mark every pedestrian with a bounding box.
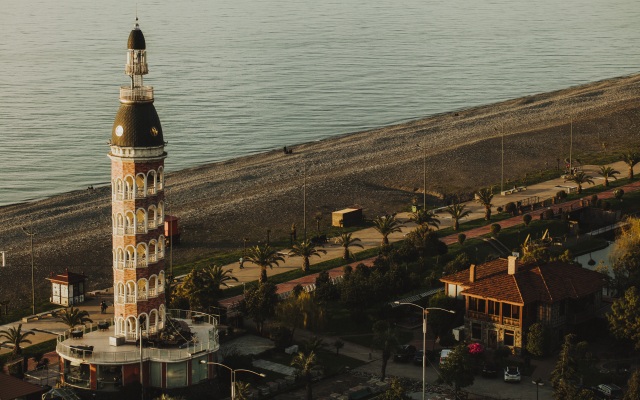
[100,301,107,314]
[239,257,244,269]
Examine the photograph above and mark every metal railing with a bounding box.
[120,86,153,102]
[125,295,136,304]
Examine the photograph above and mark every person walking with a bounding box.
[100,301,108,314]
[239,257,244,269]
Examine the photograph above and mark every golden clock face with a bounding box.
[151,126,158,136]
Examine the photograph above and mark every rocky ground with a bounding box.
[2,73,640,309]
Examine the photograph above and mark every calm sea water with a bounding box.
[1,0,639,206]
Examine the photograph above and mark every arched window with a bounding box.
[136,208,147,233]
[158,305,165,329]
[148,205,157,229]
[115,282,125,304]
[139,313,149,334]
[158,271,165,292]
[115,317,125,336]
[135,173,146,198]
[125,280,136,303]
[124,211,135,235]
[116,248,125,269]
[158,235,166,259]
[149,309,158,333]
[125,316,137,341]
[116,213,124,235]
[124,175,135,200]
[148,240,158,263]
[149,275,158,297]
[115,179,124,200]
[158,166,164,190]
[147,171,157,195]
[137,278,148,300]
[157,201,165,225]
[136,243,148,268]
[124,246,136,269]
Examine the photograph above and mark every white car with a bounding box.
[504,366,521,382]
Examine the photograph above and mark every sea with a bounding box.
[1,0,640,207]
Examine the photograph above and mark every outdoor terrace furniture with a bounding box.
[71,329,83,339]
[98,322,110,331]
[69,345,93,356]
[192,315,204,324]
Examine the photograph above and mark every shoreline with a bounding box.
[2,73,640,307]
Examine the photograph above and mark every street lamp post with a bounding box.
[200,360,265,400]
[21,225,36,316]
[416,144,427,210]
[532,378,544,400]
[394,302,455,400]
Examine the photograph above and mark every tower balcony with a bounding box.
[120,86,154,102]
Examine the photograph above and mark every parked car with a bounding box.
[393,344,417,362]
[503,366,521,382]
[439,349,452,366]
[593,383,623,399]
[413,350,424,366]
[481,362,498,378]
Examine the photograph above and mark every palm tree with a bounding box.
[622,151,640,179]
[0,324,35,356]
[372,214,405,245]
[289,240,327,272]
[599,165,620,187]
[409,209,440,230]
[446,202,471,231]
[474,187,494,221]
[56,306,93,330]
[291,350,317,400]
[246,243,285,284]
[334,232,364,260]
[234,381,252,400]
[180,265,238,311]
[567,171,594,194]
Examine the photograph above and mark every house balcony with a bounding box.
[466,311,519,326]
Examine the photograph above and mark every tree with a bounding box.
[314,270,338,303]
[409,209,440,230]
[378,378,408,400]
[291,350,317,400]
[440,343,474,395]
[457,233,466,246]
[550,334,595,400]
[243,282,278,334]
[608,286,640,349]
[289,240,327,272]
[610,217,640,292]
[526,322,549,357]
[622,151,640,179]
[405,225,448,258]
[276,291,325,336]
[177,264,238,311]
[566,171,594,194]
[371,320,398,381]
[372,214,405,246]
[599,165,620,187]
[614,188,624,201]
[445,202,471,231]
[475,187,494,220]
[234,381,252,400]
[245,243,285,283]
[624,368,640,400]
[523,214,532,226]
[427,293,458,340]
[0,324,35,357]
[334,232,364,260]
[56,306,93,330]
[443,253,471,276]
[490,223,501,237]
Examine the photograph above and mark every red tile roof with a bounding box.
[0,372,47,399]
[441,258,605,305]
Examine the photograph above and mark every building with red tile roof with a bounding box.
[440,256,606,354]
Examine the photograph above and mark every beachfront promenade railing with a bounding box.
[56,310,219,364]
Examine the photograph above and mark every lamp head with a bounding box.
[199,360,207,365]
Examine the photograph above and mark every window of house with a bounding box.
[504,330,515,346]
[471,323,482,340]
[469,297,486,312]
[488,300,499,315]
[502,303,520,319]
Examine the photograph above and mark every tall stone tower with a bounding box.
[109,19,166,341]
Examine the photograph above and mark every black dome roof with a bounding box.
[127,26,146,50]
[112,102,163,147]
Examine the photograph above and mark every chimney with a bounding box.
[508,256,518,275]
[469,264,476,283]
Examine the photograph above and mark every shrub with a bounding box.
[457,233,466,246]
[523,214,532,226]
[613,188,624,200]
[556,190,568,199]
[505,202,517,215]
[490,223,501,237]
[496,206,504,213]
[543,208,555,220]
[590,194,598,204]
[603,201,611,211]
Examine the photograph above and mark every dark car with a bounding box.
[393,344,417,362]
[413,350,424,365]
[481,362,498,378]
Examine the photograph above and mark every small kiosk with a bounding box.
[332,208,363,227]
[47,269,87,306]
